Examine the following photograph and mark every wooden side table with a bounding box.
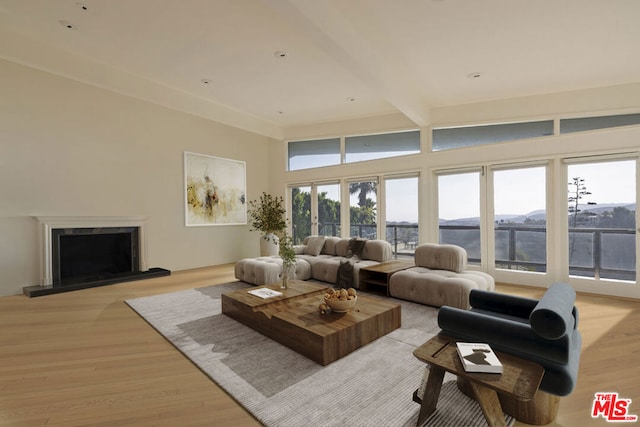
[359,260,413,295]
[413,334,544,427]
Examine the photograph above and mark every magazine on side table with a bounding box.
[456,342,503,374]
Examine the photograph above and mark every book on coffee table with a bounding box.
[248,288,283,299]
[456,342,503,374]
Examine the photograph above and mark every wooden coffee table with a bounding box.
[221,280,401,365]
[413,334,544,427]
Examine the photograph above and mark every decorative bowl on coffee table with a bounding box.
[324,295,357,313]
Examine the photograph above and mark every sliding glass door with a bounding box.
[436,164,548,281]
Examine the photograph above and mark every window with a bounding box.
[290,185,311,244]
[349,180,377,238]
[385,176,419,258]
[438,171,481,264]
[345,130,420,163]
[288,130,419,170]
[561,113,640,134]
[288,138,340,171]
[432,120,553,151]
[317,183,341,237]
[566,159,636,281]
[493,166,547,273]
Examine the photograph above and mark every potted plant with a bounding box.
[247,192,286,256]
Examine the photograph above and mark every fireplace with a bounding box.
[24,216,169,297]
[52,227,140,286]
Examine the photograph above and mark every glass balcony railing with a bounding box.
[567,227,636,280]
[439,224,636,281]
[305,223,636,281]
[385,224,419,259]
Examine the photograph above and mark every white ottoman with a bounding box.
[388,244,495,309]
[234,256,311,286]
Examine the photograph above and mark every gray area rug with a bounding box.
[126,282,514,427]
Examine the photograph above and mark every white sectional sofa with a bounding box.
[234,236,393,286]
[235,239,495,310]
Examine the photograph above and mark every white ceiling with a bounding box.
[1,0,639,138]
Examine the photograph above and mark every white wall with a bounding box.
[0,59,274,296]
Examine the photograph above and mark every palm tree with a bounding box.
[349,181,377,207]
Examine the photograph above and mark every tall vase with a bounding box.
[260,233,279,257]
[281,262,294,289]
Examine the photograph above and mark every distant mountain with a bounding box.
[440,217,482,226]
[440,203,636,225]
[575,203,636,215]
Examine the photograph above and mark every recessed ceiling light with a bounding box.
[467,72,482,79]
[274,51,287,59]
[58,20,76,30]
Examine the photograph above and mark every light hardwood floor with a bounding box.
[1,265,638,426]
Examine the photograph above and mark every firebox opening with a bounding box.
[52,227,140,286]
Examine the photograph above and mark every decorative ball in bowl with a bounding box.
[323,288,357,313]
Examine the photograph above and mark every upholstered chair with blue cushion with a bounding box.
[437,282,582,425]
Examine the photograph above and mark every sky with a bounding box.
[292,158,636,223]
[298,178,420,223]
[440,160,636,220]
[384,177,419,222]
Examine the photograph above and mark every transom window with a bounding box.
[288,138,340,171]
[560,113,640,134]
[288,130,419,171]
[345,130,420,163]
[432,121,553,151]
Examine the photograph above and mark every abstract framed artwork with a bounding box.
[184,151,247,226]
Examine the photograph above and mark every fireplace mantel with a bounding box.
[35,216,149,287]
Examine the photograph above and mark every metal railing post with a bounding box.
[594,230,602,279]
